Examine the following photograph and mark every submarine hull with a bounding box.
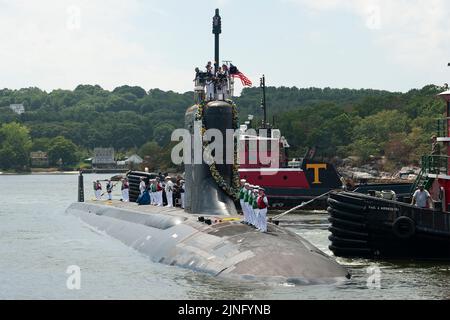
[67,201,350,284]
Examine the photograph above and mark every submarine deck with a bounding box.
[85,199,277,234]
[68,200,349,284]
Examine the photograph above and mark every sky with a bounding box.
[0,0,450,94]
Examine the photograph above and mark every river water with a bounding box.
[0,174,449,300]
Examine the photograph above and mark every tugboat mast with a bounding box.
[260,75,267,128]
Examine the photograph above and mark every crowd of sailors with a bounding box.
[93,175,185,208]
[92,175,269,232]
[239,179,269,233]
[93,178,130,202]
[137,176,185,208]
[194,61,232,100]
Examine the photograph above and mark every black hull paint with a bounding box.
[328,191,450,260]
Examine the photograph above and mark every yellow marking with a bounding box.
[306,164,327,184]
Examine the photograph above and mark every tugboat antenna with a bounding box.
[260,75,267,128]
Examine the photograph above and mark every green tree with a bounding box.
[0,122,32,170]
[48,136,79,166]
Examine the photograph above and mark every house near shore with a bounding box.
[92,148,115,169]
[30,151,49,167]
[9,104,25,114]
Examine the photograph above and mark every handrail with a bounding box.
[437,118,448,138]
[410,155,449,194]
[421,155,449,175]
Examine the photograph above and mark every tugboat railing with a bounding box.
[436,118,448,138]
[421,155,449,175]
[410,155,449,194]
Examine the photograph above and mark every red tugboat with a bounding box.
[327,87,450,260]
[237,75,344,209]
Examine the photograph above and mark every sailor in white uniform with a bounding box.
[257,188,269,232]
[94,180,102,200]
[156,177,164,206]
[139,177,146,196]
[149,179,156,205]
[180,180,185,209]
[205,63,214,100]
[248,185,257,227]
[251,186,260,229]
[165,177,174,207]
[121,178,129,202]
[239,180,247,223]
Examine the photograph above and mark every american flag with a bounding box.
[229,64,252,87]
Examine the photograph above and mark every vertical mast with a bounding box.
[260,75,267,128]
[212,9,221,74]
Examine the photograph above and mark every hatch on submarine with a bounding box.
[66,8,350,285]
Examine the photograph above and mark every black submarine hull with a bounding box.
[67,201,350,284]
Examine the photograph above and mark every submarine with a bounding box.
[66,9,350,285]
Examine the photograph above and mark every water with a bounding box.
[1,174,449,299]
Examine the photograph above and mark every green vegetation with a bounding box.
[0,84,446,171]
[0,122,32,171]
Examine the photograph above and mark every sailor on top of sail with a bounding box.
[205,62,215,100]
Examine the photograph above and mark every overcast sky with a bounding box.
[1,0,449,94]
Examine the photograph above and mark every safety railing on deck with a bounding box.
[410,155,449,194]
[421,155,449,175]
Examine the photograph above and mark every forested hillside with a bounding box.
[0,84,446,171]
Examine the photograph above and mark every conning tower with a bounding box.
[184,9,238,215]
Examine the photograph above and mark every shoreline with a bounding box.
[0,168,129,175]
[0,171,128,176]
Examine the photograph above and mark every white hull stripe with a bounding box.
[427,174,450,180]
[239,168,304,172]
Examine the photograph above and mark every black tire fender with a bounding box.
[392,216,415,239]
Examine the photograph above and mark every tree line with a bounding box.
[0,84,446,171]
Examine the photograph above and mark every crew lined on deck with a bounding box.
[240,179,269,233]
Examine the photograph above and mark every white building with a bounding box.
[125,154,143,165]
[9,104,25,114]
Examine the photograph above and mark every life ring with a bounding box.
[392,216,415,239]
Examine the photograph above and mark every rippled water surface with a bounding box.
[1,174,449,299]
